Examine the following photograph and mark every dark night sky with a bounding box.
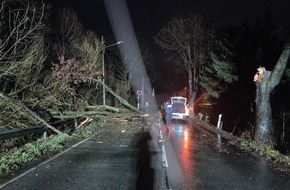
[63,0,290,36]
[55,0,290,92]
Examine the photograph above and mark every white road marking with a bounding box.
[162,144,169,167]
[159,127,168,168]
[160,129,163,138]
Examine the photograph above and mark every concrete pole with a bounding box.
[141,76,144,107]
[101,37,124,106]
[102,36,106,106]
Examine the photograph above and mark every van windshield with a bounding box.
[172,103,186,113]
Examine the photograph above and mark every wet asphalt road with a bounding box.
[0,129,165,190]
[1,122,290,190]
[163,123,290,190]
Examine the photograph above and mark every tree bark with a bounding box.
[52,111,107,120]
[255,72,273,145]
[255,43,290,145]
[85,105,122,113]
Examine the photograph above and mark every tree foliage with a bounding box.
[200,39,238,98]
[211,11,287,134]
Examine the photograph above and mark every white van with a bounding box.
[170,96,189,121]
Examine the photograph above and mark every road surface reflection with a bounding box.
[162,123,290,190]
[163,123,197,189]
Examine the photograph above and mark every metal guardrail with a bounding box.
[0,125,47,141]
[0,119,73,141]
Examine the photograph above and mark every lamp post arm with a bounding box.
[101,37,124,106]
[104,41,124,49]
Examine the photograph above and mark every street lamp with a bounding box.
[102,37,124,105]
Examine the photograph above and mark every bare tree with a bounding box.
[254,43,290,146]
[105,49,132,105]
[0,1,46,100]
[155,15,214,115]
[0,0,62,133]
[105,40,156,106]
[0,0,45,79]
[55,7,83,56]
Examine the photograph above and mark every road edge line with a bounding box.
[0,135,94,188]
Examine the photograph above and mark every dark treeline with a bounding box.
[209,11,290,148]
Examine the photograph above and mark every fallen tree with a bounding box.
[95,79,140,113]
[0,92,62,134]
[48,79,141,122]
[0,1,140,135]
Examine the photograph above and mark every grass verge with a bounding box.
[232,138,290,167]
[0,134,69,175]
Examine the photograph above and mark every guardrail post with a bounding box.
[198,113,203,120]
[205,115,210,123]
[43,131,47,139]
[217,114,222,129]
